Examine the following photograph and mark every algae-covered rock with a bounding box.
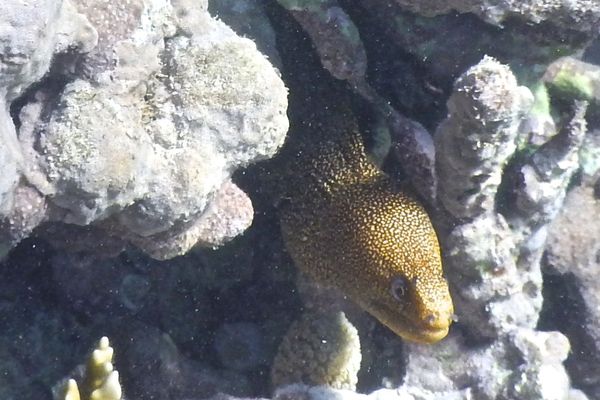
[544,57,600,124]
[436,57,590,346]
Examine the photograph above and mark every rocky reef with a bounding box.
[1,0,600,399]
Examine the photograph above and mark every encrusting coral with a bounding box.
[271,311,361,391]
[54,337,122,400]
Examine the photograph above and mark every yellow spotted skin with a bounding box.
[278,127,454,344]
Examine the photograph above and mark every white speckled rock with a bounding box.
[0,0,97,102]
[0,0,97,246]
[0,105,22,218]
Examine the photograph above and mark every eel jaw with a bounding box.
[363,299,453,344]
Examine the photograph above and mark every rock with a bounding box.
[396,329,574,400]
[544,57,600,103]
[0,0,96,216]
[0,0,97,102]
[1,0,288,259]
[0,107,22,220]
[274,384,368,400]
[276,0,366,83]
[545,183,600,396]
[208,0,282,69]
[436,56,533,219]
[389,0,600,32]
[0,183,47,255]
[214,322,267,372]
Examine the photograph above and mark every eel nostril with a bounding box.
[425,313,436,326]
[424,311,454,330]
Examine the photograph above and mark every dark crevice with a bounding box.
[538,260,600,398]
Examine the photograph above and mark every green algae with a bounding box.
[551,68,595,101]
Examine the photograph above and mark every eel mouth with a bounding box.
[364,300,453,344]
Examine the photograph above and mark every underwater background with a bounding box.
[1,0,600,399]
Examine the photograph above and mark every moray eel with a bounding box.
[263,1,453,344]
[277,119,454,344]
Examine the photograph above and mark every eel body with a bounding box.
[277,120,454,344]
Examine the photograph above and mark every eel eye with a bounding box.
[390,276,410,302]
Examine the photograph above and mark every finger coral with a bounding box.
[54,337,122,400]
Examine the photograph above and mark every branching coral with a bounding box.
[55,337,122,400]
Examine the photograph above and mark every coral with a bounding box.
[54,337,122,400]
[66,0,150,77]
[1,0,288,260]
[436,56,534,220]
[0,0,97,103]
[435,57,588,343]
[270,331,585,400]
[271,311,361,391]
